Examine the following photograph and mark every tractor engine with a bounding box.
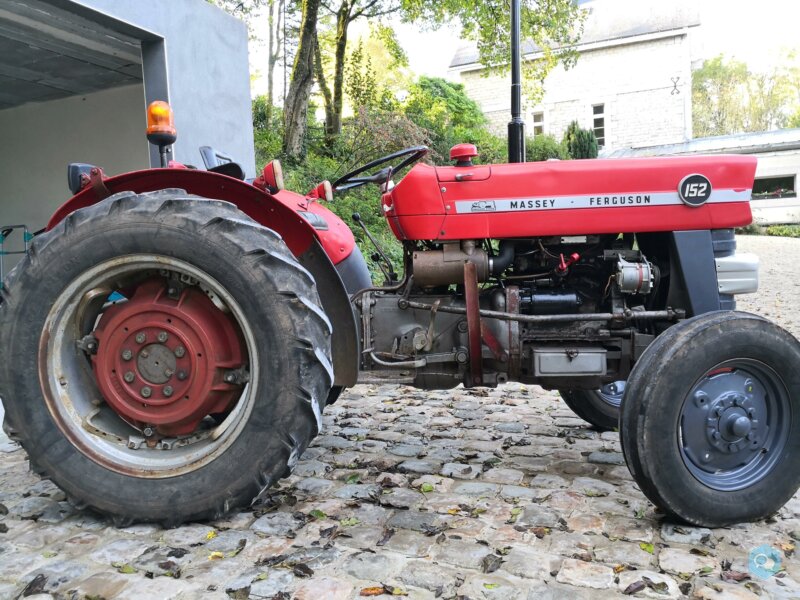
[359,236,663,391]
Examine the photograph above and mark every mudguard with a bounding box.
[47,168,366,387]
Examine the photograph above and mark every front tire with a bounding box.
[0,190,333,525]
[620,311,800,527]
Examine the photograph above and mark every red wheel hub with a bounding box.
[92,278,246,436]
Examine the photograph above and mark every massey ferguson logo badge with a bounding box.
[678,174,712,207]
[470,200,496,212]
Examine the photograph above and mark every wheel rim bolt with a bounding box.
[224,373,236,383]
[746,432,755,441]
[702,452,712,463]
[728,443,738,452]
[121,349,133,361]
[143,426,155,437]
[163,386,174,397]
[177,370,188,381]
[157,331,168,343]
[174,346,186,358]
[164,368,174,378]
[140,350,149,359]
[141,386,152,398]
[135,332,146,344]
[712,431,721,440]
[123,371,135,383]
[693,391,708,407]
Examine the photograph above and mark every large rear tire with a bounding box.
[0,190,333,525]
[620,311,800,527]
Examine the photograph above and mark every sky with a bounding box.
[249,0,800,99]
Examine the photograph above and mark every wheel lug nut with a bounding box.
[712,431,721,440]
[163,386,174,397]
[135,332,146,344]
[728,443,738,452]
[123,371,135,383]
[141,386,152,398]
[121,349,133,361]
[174,346,186,358]
[157,331,168,343]
[164,368,174,378]
[693,391,708,407]
[140,350,149,359]
[177,370,188,381]
[702,452,712,463]
[143,426,155,437]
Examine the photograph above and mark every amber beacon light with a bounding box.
[146,101,177,167]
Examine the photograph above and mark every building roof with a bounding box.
[449,0,700,69]
[602,128,800,158]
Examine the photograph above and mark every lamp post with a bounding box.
[508,0,526,163]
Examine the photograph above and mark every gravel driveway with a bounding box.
[0,234,798,599]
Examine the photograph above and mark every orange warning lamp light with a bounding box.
[146,101,177,167]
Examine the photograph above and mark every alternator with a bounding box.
[616,257,654,294]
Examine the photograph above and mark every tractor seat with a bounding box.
[199,146,245,180]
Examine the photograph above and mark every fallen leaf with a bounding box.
[208,551,225,560]
[483,583,500,590]
[292,563,314,578]
[481,554,503,574]
[532,527,550,539]
[376,528,395,546]
[613,564,627,574]
[112,562,137,574]
[346,474,361,484]
[309,509,327,520]
[384,585,408,596]
[20,574,47,596]
[340,517,360,527]
[359,587,385,596]
[205,530,217,540]
[623,580,646,595]
[690,547,711,556]
[420,483,434,493]
[639,542,655,554]
[41,550,57,558]
[642,576,669,594]
[722,570,751,582]
[699,566,714,575]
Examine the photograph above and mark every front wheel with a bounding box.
[620,311,800,527]
[0,191,333,525]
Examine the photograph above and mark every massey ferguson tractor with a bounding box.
[2,14,799,527]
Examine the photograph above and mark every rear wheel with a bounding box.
[620,311,800,527]
[559,381,625,431]
[0,190,332,525]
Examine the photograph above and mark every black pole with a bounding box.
[508,0,526,163]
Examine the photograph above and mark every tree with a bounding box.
[315,1,401,143]
[693,54,800,137]
[526,134,569,162]
[563,120,597,159]
[400,0,585,103]
[283,0,321,158]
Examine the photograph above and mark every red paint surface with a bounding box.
[47,169,355,264]
[383,156,757,240]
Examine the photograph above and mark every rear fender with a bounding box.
[47,168,364,387]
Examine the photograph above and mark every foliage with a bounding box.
[562,121,597,159]
[765,224,800,238]
[693,54,800,137]
[526,134,569,162]
[344,40,399,114]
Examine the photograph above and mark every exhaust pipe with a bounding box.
[507,0,526,163]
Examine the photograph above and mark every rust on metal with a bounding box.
[463,261,483,386]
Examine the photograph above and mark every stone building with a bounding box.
[448,0,699,152]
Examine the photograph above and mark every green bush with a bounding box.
[765,224,800,238]
[735,223,765,235]
[526,134,569,162]
[563,120,598,159]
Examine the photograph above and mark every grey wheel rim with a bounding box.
[597,380,626,408]
[679,359,791,492]
[41,255,258,478]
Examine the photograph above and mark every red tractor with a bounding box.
[1,97,798,529]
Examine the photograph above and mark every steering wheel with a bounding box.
[333,146,429,192]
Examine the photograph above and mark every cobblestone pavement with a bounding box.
[0,235,799,600]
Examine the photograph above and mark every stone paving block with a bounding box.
[450,481,500,497]
[431,537,493,569]
[616,570,682,599]
[482,468,525,484]
[555,558,615,589]
[658,547,719,576]
[396,559,463,596]
[441,462,481,479]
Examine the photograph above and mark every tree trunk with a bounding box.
[314,38,335,147]
[265,0,283,124]
[330,3,351,140]
[283,0,320,159]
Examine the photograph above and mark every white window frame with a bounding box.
[592,103,605,148]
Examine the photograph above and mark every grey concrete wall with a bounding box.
[74,0,256,176]
[0,84,148,268]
